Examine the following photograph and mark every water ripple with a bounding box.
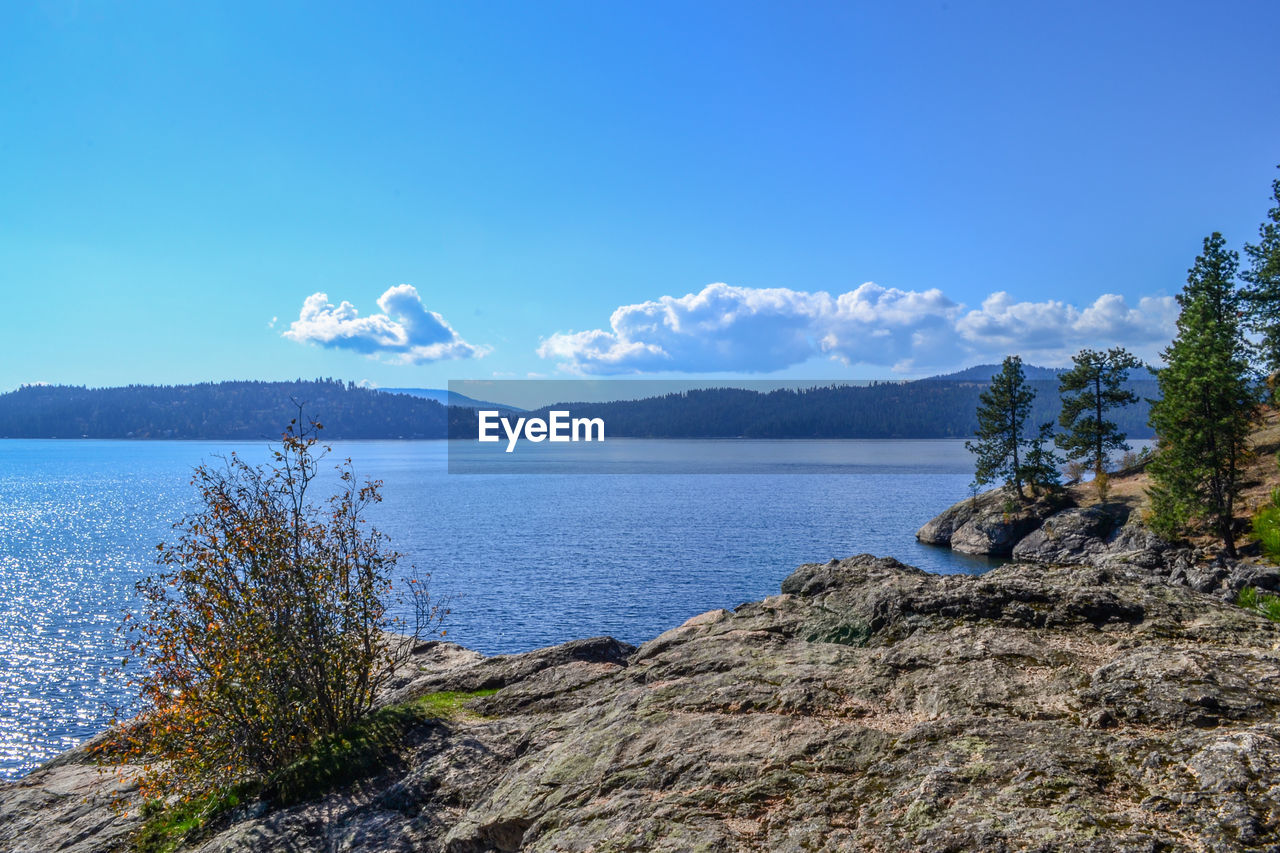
[0,438,990,779]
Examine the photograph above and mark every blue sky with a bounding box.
[3,0,1278,389]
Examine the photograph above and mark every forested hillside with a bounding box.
[0,380,447,439]
[448,378,1157,440]
[0,372,1157,440]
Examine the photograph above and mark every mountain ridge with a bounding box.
[0,367,1159,440]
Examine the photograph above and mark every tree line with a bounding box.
[968,167,1280,558]
[0,379,447,439]
[446,377,1157,440]
[1,373,1158,441]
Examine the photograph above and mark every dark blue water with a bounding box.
[0,438,991,778]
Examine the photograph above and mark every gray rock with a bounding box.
[949,507,1049,558]
[0,746,141,853]
[914,495,982,546]
[915,486,1021,547]
[1221,562,1280,600]
[383,635,635,706]
[1011,506,1124,563]
[919,489,1202,580]
[918,487,1071,557]
[8,555,1280,851]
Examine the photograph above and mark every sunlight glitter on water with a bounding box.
[0,449,200,778]
[0,438,995,779]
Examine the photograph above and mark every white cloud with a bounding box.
[953,291,1178,365]
[283,285,486,364]
[538,282,1176,374]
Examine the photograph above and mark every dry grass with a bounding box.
[1235,406,1280,513]
[1067,406,1280,555]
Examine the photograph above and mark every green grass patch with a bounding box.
[413,689,500,718]
[132,688,498,850]
[1237,585,1280,622]
[132,784,257,853]
[267,688,498,806]
[1253,505,1280,563]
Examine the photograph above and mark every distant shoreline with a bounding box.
[0,373,1158,442]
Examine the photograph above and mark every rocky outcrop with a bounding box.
[1009,506,1121,563]
[7,555,1280,851]
[916,488,1069,557]
[1008,505,1178,571]
[915,486,1009,547]
[917,488,1280,603]
[917,488,1165,564]
[0,756,139,853]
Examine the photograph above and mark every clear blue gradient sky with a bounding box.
[3,1,1278,389]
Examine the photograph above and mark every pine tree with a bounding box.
[1243,167,1280,379]
[1147,232,1259,557]
[966,355,1036,498]
[1022,420,1063,497]
[1056,347,1144,485]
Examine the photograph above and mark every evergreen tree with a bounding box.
[1243,167,1280,379]
[1147,233,1259,557]
[1022,421,1063,497]
[966,354,1036,498]
[1056,347,1144,481]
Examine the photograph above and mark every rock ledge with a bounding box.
[6,555,1280,851]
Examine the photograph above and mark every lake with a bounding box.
[0,437,995,779]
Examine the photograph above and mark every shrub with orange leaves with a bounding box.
[100,409,445,802]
